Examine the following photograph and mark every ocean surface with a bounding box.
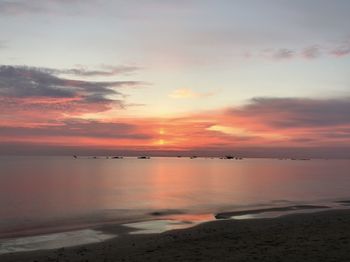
[1,156,350,239]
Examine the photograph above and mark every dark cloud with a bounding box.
[233,97,350,128]
[0,65,141,114]
[0,65,138,97]
[0,66,76,98]
[0,119,151,140]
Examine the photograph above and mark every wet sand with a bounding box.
[1,208,350,262]
[214,204,329,219]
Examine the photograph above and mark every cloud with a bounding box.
[330,41,350,57]
[0,65,141,117]
[302,46,321,59]
[0,0,92,15]
[0,119,150,140]
[259,40,350,61]
[232,97,350,128]
[273,49,295,59]
[169,88,216,99]
[165,96,350,151]
[207,124,286,140]
[1,69,350,156]
[0,1,41,15]
[265,46,324,60]
[53,65,140,77]
[0,0,126,17]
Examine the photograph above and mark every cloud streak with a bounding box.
[0,0,94,15]
[0,119,150,140]
[52,65,140,77]
[261,41,350,60]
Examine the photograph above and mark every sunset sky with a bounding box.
[1,0,350,157]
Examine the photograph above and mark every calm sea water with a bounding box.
[1,157,350,237]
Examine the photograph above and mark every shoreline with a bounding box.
[1,199,345,239]
[1,207,350,261]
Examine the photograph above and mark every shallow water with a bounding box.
[0,229,115,254]
[1,156,350,238]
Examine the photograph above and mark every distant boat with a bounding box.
[73,155,78,159]
[222,156,243,160]
[137,156,151,159]
[112,156,124,159]
[291,158,310,161]
[190,156,198,159]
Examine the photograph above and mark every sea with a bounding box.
[0,156,350,252]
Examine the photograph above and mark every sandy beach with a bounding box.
[1,208,350,262]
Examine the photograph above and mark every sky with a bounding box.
[1,0,350,157]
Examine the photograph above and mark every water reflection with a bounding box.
[124,213,213,234]
[1,157,350,236]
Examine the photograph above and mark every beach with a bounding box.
[2,0,350,260]
[1,208,350,262]
[1,157,350,261]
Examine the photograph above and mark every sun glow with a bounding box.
[207,125,287,140]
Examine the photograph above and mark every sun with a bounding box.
[158,139,165,146]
